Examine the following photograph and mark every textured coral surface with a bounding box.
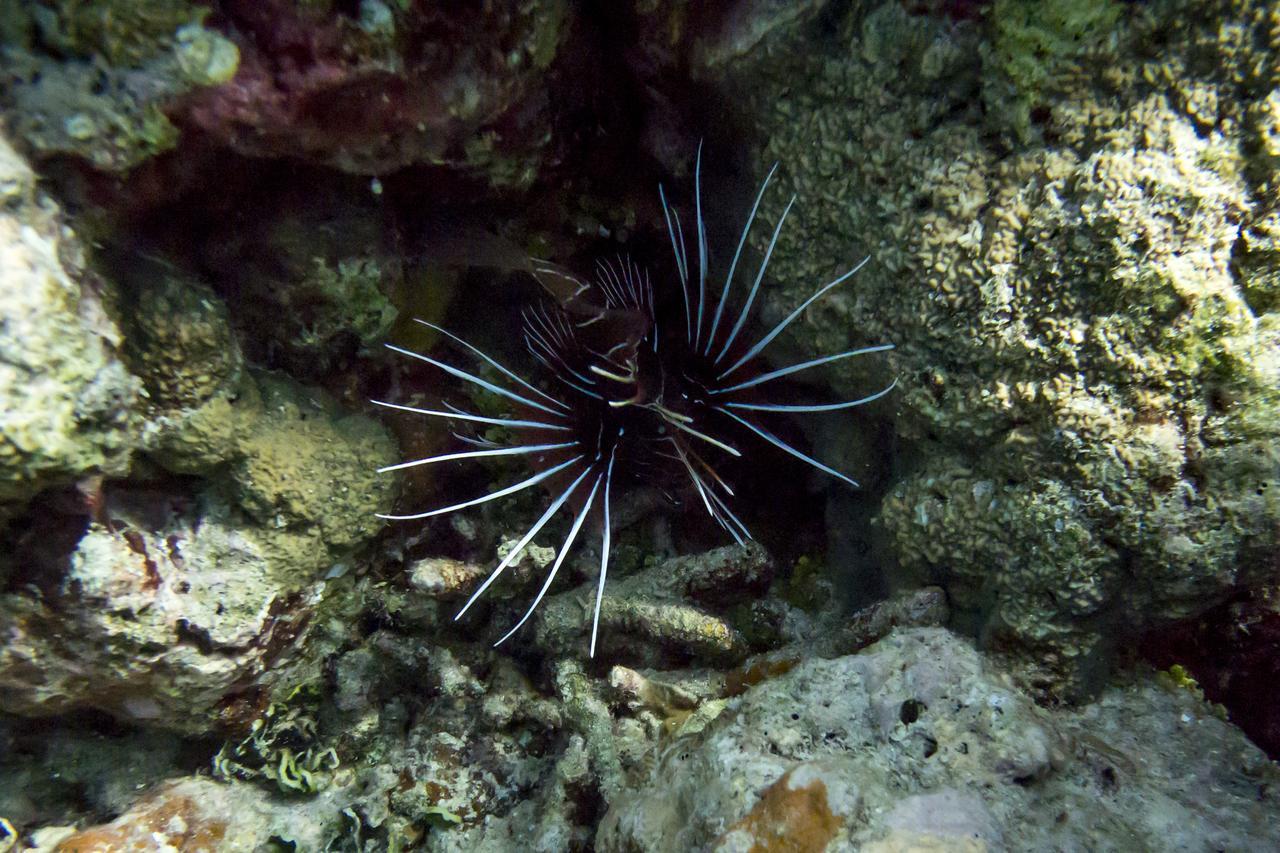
[599,628,1279,852]
[712,0,1280,697]
[0,0,1277,850]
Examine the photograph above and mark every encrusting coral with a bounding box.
[708,0,1280,697]
[0,133,141,510]
[0,0,238,171]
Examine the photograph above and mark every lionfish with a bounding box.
[376,148,895,656]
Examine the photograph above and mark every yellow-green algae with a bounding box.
[0,133,141,508]
[983,0,1124,141]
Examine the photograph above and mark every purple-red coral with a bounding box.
[181,1,571,179]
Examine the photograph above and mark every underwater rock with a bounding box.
[44,775,354,852]
[0,265,397,732]
[313,634,585,850]
[0,490,327,731]
[0,133,141,510]
[0,1,239,171]
[179,1,572,184]
[707,0,1280,697]
[597,627,1280,851]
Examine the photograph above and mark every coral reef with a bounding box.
[123,267,399,555]
[1,0,582,186]
[0,1,238,171]
[1,0,1277,849]
[598,628,1280,851]
[982,0,1124,140]
[181,0,573,183]
[0,132,140,509]
[705,0,1280,697]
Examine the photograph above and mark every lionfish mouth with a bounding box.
[375,146,896,657]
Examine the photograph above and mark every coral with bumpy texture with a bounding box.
[0,2,238,171]
[181,0,571,183]
[708,0,1280,696]
[0,134,141,508]
[0,265,398,731]
[597,628,1280,852]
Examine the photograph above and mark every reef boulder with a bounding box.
[598,627,1280,851]
[0,253,398,733]
[0,133,141,509]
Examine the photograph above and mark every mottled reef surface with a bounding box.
[0,1,1277,851]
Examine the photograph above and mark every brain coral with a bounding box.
[707,0,1280,696]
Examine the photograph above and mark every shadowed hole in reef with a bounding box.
[0,710,219,828]
[1139,586,1280,761]
[899,698,926,725]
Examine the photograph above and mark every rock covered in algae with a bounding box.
[704,0,1280,696]
[41,775,356,852]
[196,188,399,379]
[179,0,572,184]
[122,265,400,553]
[0,0,239,171]
[0,133,140,509]
[0,257,398,732]
[597,627,1280,851]
[1,491,320,730]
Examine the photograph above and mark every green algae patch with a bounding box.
[984,0,1124,140]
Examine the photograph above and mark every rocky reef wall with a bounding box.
[0,1,1276,850]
